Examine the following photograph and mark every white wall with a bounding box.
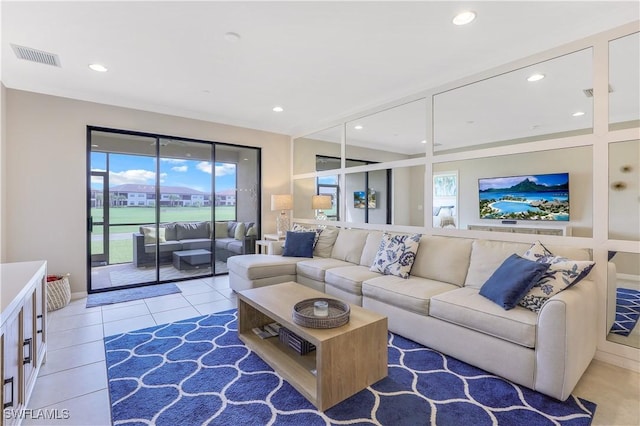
[434,146,593,237]
[0,83,6,262]
[5,89,290,294]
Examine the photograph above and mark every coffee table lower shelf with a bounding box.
[237,282,387,411]
[239,332,317,403]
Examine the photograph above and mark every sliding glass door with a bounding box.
[87,128,260,293]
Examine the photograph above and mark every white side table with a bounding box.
[255,240,270,255]
[264,233,285,241]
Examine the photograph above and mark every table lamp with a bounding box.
[271,194,293,237]
[311,195,332,221]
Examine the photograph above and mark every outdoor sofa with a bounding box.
[132,220,256,267]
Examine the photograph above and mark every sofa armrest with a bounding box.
[268,240,285,255]
[132,233,146,267]
[242,235,257,254]
[534,279,597,400]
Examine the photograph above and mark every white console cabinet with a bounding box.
[468,223,571,236]
[1,261,47,426]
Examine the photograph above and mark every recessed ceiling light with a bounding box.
[88,63,108,72]
[272,106,284,112]
[354,125,363,130]
[527,73,545,82]
[224,32,241,42]
[421,140,427,144]
[572,111,585,117]
[452,11,476,26]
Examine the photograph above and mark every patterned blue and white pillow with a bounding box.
[289,224,323,248]
[519,241,595,313]
[370,233,422,279]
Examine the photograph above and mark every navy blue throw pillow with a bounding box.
[479,254,550,310]
[282,231,315,258]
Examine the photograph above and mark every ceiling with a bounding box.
[2,1,639,140]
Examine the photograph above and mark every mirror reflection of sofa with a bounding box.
[132,221,256,267]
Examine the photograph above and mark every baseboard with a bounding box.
[594,349,640,373]
[71,291,88,300]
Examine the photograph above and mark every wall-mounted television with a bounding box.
[478,173,569,221]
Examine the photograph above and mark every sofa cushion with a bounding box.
[180,238,212,251]
[282,231,315,258]
[325,265,381,296]
[227,255,300,280]
[141,226,166,244]
[215,238,234,250]
[296,258,352,282]
[370,233,421,279]
[164,223,178,241]
[430,287,538,348]
[214,222,228,238]
[362,275,458,316]
[314,227,339,258]
[176,221,209,240]
[411,236,473,286]
[359,231,383,266]
[144,241,183,254]
[331,229,369,264]
[234,222,246,240]
[464,240,532,289]
[226,240,244,255]
[228,221,238,238]
[479,254,550,310]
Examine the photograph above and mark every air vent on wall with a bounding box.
[11,44,61,67]
[583,85,613,98]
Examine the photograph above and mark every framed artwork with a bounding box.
[354,189,376,209]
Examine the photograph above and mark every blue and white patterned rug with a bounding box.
[104,309,596,425]
[610,287,640,336]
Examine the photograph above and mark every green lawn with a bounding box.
[91,206,237,235]
[91,206,239,264]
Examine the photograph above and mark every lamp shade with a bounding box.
[271,194,293,211]
[312,195,332,210]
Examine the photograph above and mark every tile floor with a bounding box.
[24,275,235,426]
[24,275,640,426]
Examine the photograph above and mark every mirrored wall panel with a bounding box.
[433,49,593,153]
[345,170,391,224]
[345,99,427,166]
[293,125,341,174]
[434,146,592,237]
[394,165,425,227]
[607,251,640,349]
[609,33,640,130]
[293,177,317,220]
[609,140,640,241]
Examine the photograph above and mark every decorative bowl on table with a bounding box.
[292,298,350,329]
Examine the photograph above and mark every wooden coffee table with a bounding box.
[237,281,388,411]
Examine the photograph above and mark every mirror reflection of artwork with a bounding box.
[354,189,376,208]
[434,175,457,197]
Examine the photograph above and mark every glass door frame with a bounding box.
[86,126,262,294]
[89,171,109,266]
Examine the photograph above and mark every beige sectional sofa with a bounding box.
[227,227,597,401]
